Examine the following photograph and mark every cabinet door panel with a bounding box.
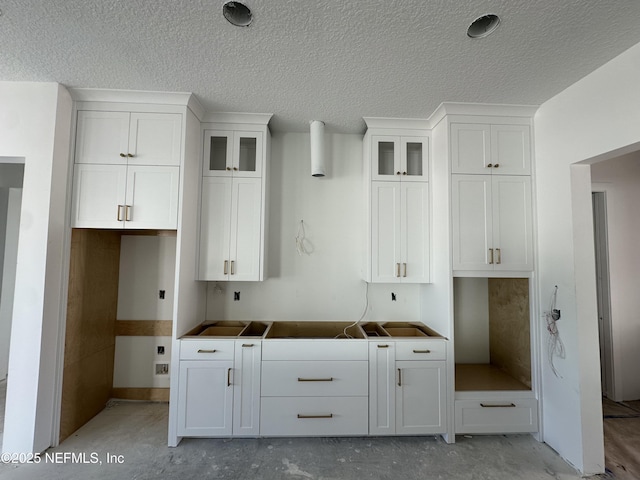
[492,176,533,271]
[369,342,396,435]
[452,175,492,270]
[125,166,179,229]
[371,136,400,181]
[198,177,232,280]
[230,178,263,281]
[203,130,234,176]
[402,183,430,283]
[490,125,531,175]
[371,182,402,283]
[400,136,429,181]
[71,164,126,228]
[233,341,261,436]
[75,111,129,165]
[129,113,182,166]
[177,361,233,436]
[396,361,446,434]
[233,132,263,178]
[450,124,491,174]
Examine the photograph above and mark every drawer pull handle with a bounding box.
[480,403,516,408]
[297,377,333,382]
[297,414,333,419]
[397,368,402,387]
[197,349,217,353]
[413,349,431,354]
[377,344,389,349]
[242,343,254,348]
[227,368,232,387]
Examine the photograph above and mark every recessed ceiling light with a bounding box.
[223,1,253,27]
[467,14,501,38]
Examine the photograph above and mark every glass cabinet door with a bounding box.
[400,137,429,181]
[233,131,263,177]
[204,130,234,176]
[371,136,400,181]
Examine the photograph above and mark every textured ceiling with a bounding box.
[1,1,640,133]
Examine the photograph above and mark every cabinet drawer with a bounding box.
[395,341,446,361]
[455,398,538,434]
[262,340,368,361]
[261,361,367,397]
[260,396,368,436]
[180,340,234,360]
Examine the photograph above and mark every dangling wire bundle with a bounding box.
[295,220,311,255]
[546,286,565,377]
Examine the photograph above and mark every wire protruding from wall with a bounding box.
[295,220,313,255]
[546,285,565,377]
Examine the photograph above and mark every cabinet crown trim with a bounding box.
[201,112,273,126]
[363,117,431,131]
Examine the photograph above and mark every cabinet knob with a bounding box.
[487,163,493,168]
[493,163,499,168]
[233,167,238,171]
[226,167,231,171]
[119,153,127,158]
[402,171,407,175]
[396,171,401,175]
[127,153,134,158]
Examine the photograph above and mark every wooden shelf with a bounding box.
[455,364,531,392]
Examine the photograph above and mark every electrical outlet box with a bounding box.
[155,363,169,376]
[157,346,165,355]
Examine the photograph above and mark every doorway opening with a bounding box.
[0,158,25,451]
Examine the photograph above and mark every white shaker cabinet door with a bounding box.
[71,164,127,228]
[490,124,531,175]
[451,175,492,271]
[177,360,234,437]
[229,177,263,281]
[125,165,179,230]
[128,113,182,166]
[401,182,430,283]
[492,175,533,271]
[396,360,446,434]
[74,111,130,165]
[233,341,262,436]
[198,177,233,280]
[371,182,402,283]
[369,342,396,435]
[450,124,491,174]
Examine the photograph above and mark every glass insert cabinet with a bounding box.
[203,130,263,178]
[371,136,429,182]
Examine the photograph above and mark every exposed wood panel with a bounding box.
[60,229,121,442]
[455,363,531,392]
[111,388,170,402]
[115,320,173,336]
[488,278,531,388]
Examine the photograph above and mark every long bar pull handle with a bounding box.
[377,344,389,348]
[496,248,501,264]
[297,414,333,419]
[397,368,402,387]
[224,260,228,275]
[403,263,407,277]
[231,260,235,275]
[413,349,431,354]
[125,205,131,221]
[396,263,400,277]
[480,403,516,408]
[242,344,254,348]
[117,205,124,221]
[227,368,232,387]
[297,377,334,382]
[197,349,217,353]
[489,248,494,264]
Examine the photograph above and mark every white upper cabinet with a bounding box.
[75,111,182,166]
[198,119,270,282]
[203,130,263,178]
[451,123,530,175]
[452,175,533,272]
[364,120,431,284]
[71,109,182,229]
[371,135,429,182]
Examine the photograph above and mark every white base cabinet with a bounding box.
[455,393,538,434]
[369,341,447,435]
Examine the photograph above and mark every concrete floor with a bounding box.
[0,398,612,480]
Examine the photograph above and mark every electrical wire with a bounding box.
[336,282,370,339]
[545,285,565,378]
[295,220,312,255]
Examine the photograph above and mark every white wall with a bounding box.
[591,153,640,401]
[114,235,176,389]
[0,163,24,297]
[0,82,72,454]
[534,40,640,474]
[205,132,422,323]
[453,278,490,364]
